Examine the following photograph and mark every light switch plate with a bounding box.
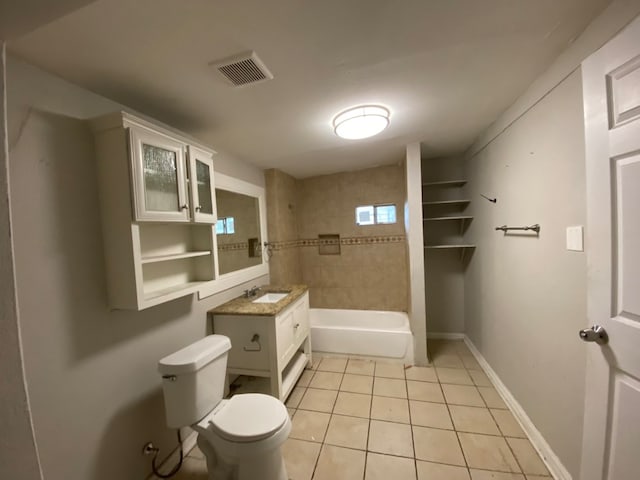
[566,226,584,252]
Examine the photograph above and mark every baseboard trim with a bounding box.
[148,429,198,480]
[463,336,571,480]
[428,332,465,340]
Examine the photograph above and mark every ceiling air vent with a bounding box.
[211,51,274,87]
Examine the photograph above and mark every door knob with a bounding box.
[579,325,608,345]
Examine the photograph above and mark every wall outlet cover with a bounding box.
[566,226,584,252]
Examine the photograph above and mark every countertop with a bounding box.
[209,285,308,316]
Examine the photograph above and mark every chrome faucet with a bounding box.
[244,285,260,298]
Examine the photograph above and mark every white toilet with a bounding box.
[158,335,291,480]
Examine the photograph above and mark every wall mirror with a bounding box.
[198,173,268,298]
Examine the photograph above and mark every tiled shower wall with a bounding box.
[266,165,408,311]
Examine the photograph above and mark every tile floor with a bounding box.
[171,340,552,480]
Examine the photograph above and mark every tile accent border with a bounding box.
[217,242,248,252]
[269,235,406,251]
[464,335,571,480]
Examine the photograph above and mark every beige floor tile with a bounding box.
[324,414,369,450]
[458,432,520,472]
[282,439,321,480]
[405,366,438,382]
[478,387,508,409]
[408,380,445,402]
[442,384,485,407]
[286,387,306,408]
[433,354,465,369]
[188,444,205,459]
[313,444,366,480]
[437,367,474,385]
[455,343,474,356]
[309,371,343,390]
[340,373,374,394]
[375,362,406,379]
[412,425,466,466]
[289,409,331,443]
[409,400,453,429]
[368,420,414,457]
[366,452,417,480]
[470,470,525,480]
[428,340,463,355]
[417,461,470,480]
[506,438,549,475]
[371,396,410,423]
[333,391,371,418]
[297,369,315,387]
[449,405,501,435]
[373,377,407,398]
[172,456,207,480]
[298,388,338,413]
[469,370,492,387]
[346,358,375,376]
[287,407,296,419]
[491,409,526,438]
[524,476,552,479]
[318,357,348,373]
[461,355,482,370]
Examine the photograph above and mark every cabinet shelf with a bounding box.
[422,199,471,206]
[141,250,211,264]
[424,216,473,222]
[422,179,467,187]
[143,281,205,303]
[425,244,476,249]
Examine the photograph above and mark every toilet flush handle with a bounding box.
[162,375,177,382]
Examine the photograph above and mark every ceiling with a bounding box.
[8,0,610,178]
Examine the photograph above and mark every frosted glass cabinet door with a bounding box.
[129,126,190,222]
[188,146,217,224]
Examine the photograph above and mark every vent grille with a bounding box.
[212,52,273,87]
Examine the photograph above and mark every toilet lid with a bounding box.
[209,393,288,442]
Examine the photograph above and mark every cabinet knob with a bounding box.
[180,204,189,210]
[294,323,300,329]
[195,205,202,212]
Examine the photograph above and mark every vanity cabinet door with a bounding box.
[129,126,190,222]
[276,309,295,365]
[188,146,217,224]
[292,293,310,344]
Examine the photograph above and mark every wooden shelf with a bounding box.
[141,250,211,264]
[422,199,471,206]
[143,281,204,303]
[422,179,467,187]
[425,244,476,249]
[424,216,473,222]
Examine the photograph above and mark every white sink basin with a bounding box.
[252,292,289,304]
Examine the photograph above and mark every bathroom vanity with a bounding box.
[210,285,311,401]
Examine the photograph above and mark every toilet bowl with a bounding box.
[158,335,291,480]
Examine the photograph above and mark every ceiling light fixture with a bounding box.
[333,105,390,140]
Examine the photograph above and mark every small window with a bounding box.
[355,204,396,225]
[216,217,235,234]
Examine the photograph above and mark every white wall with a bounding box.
[465,70,587,477]
[6,56,267,480]
[0,44,43,480]
[404,144,428,365]
[463,3,640,478]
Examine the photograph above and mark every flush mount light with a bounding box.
[333,105,390,140]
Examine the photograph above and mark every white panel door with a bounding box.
[581,15,640,480]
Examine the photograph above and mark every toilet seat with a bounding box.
[206,393,288,443]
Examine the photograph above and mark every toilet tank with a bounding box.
[158,335,232,429]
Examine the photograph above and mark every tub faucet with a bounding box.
[244,285,260,298]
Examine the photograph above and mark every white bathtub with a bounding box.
[309,308,414,364]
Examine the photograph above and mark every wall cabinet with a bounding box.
[212,292,312,401]
[128,123,216,224]
[91,112,218,310]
